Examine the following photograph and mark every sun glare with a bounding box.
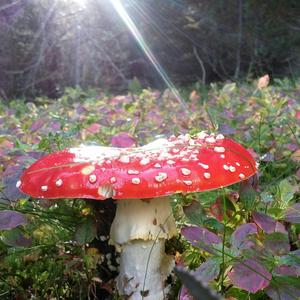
[109,0,188,112]
[72,0,87,8]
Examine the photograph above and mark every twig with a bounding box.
[193,46,206,84]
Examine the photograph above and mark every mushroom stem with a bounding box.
[110,197,177,300]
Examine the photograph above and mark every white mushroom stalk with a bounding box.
[18,132,258,300]
[110,197,176,299]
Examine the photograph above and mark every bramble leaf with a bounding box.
[283,203,300,223]
[228,259,271,293]
[231,223,257,250]
[74,218,97,244]
[253,211,276,233]
[181,226,221,254]
[0,210,27,230]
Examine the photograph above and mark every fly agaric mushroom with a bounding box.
[18,132,257,300]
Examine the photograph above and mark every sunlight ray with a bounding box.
[109,0,188,112]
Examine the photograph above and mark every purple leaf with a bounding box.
[76,104,87,115]
[0,210,27,230]
[193,259,220,283]
[231,223,257,250]
[2,165,25,202]
[85,123,101,134]
[274,221,287,234]
[253,211,276,233]
[114,119,127,127]
[260,152,274,162]
[280,249,300,267]
[178,286,193,300]
[219,124,236,135]
[228,259,271,293]
[284,203,300,223]
[266,281,300,300]
[29,119,45,132]
[181,226,221,253]
[98,118,110,126]
[284,143,298,151]
[111,132,137,148]
[274,265,300,277]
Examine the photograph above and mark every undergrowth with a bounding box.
[0,78,299,299]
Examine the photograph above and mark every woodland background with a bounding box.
[0,1,300,299]
[0,0,300,100]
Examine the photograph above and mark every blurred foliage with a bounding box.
[0,0,300,100]
[0,77,299,299]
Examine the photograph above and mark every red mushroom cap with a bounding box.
[18,133,257,200]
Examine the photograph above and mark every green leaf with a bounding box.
[183,200,207,226]
[279,249,300,266]
[74,218,97,244]
[221,82,236,94]
[239,183,257,211]
[278,179,295,208]
[128,77,143,95]
[203,218,224,232]
[2,228,32,247]
[264,232,290,256]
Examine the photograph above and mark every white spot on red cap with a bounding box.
[204,172,211,179]
[197,132,208,139]
[190,154,199,161]
[205,136,216,143]
[229,166,236,172]
[41,185,48,192]
[89,174,97,183]
[128,170,140,175]
[140,157,150,165]
[81,165,95,175]
[236,162,241,166]
[55,179,63,187]
[167,160,176,165]
[172,148,180,154]
[198,163,209,169]
[216,134,225,140]
[214,146,225,153]
[119,156,130,163]
[181,168,191,176]
[154,163,161,168]
[183,180,193,186]
[131,178,141,184]
[155,172,168,182]
[223,165,229,170]
[239,173,245,179]
[110,177,117,184]
[16,180,21,188]
[189,139,195,146]
[220,154,225,159]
